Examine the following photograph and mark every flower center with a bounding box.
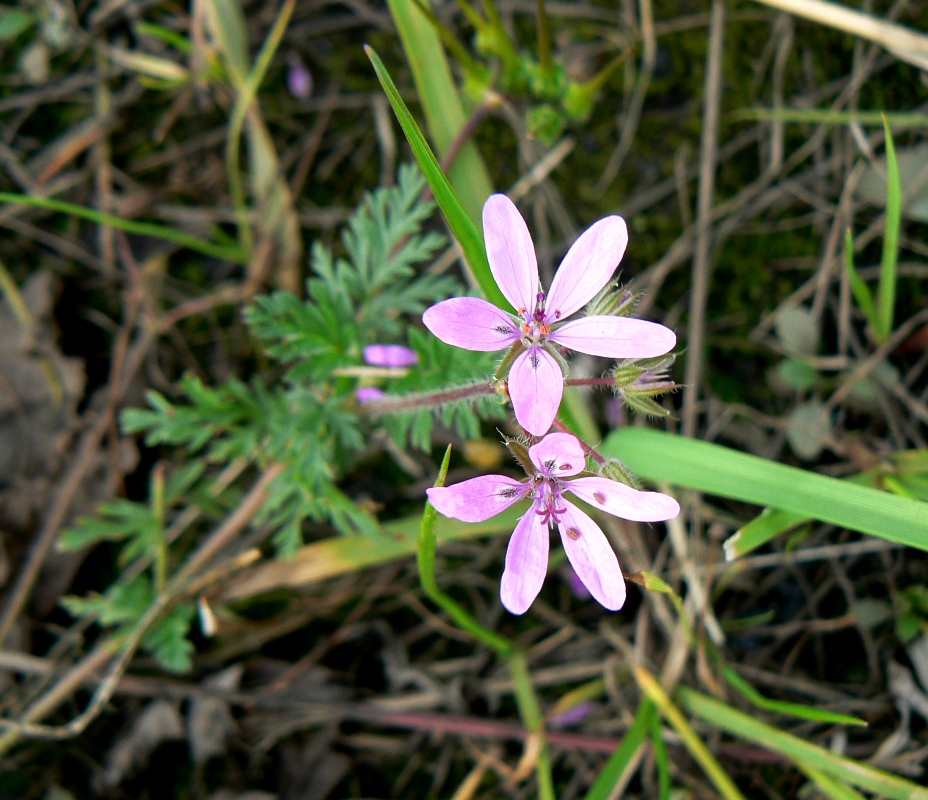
[532,473,566,527]
[520,291,551,345]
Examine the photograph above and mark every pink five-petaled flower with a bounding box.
[422,194,677,436]
[426,432,680,614]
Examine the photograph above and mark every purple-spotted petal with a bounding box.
[557,501,626,611]
[566,477,680,522]
[500,503,549,614]
[483,194,539,318]
[363,344,419,367]
[549,316,675,358]
[528,432,586,477]
[427,475,529,523]
[546,216,628,320]
[423,297,519,352]
[509,347,563,436]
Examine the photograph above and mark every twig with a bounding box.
[681,0,725,439]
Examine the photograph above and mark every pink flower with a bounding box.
[426,432,679,614]
[363,344,419,368]
[356,387,386,403]
[422,194,676,435]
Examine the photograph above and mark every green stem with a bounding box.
[509,650,555,800]
[535,0,553,79]
[418,447,512,655]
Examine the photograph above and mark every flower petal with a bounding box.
[545,216,628,320]
[509,347,563,436]
[423,297,519,352]
[528,432,586,477]
[566,477,680,521]
[356,387,386,403]
[363,344,419,367]
[427,475,529,523]
[558,501,626,611]
[484,194,539,318]
[501,504,549,614]
[550,316,675,358]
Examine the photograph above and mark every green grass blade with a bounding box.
[735,107,928,128]
[802,766,867,800]
[877,115,901,342]
[418,445,512,654]
[721,665,866,727]
[724,470,880,559]
[678,688,928,800]
[636,669,747,800]
[584,700,654,800]
[364,46,508,310]
[384,0,494,228]
[0,192,246,263]
[648,703,671,800]
[724,508,808,560]
[602,428,928,551]
[844,228,879,333]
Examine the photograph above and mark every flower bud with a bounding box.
[363,344,418,368]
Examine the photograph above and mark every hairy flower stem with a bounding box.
[364,378,620,416]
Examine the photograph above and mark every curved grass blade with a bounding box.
[0,193,246,263]
[602,428,928,551]
[678,688,928,800]
[364,46,509,311]
[721,665,866,727]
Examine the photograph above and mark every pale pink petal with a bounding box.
[423,297,519,352]
[558,501,626,611]
[427,475,529,523]
[500,504,549,614]
[484,194,538,318]
[566,477,680,522]
[546,216,628,320]
[363,344,419,367]
[550,316,675,358]
[509,347,563,436]
[356,387,386,403]
[528,432,586,477]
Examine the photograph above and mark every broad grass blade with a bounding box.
[384,0,494,227]
[602,428,928,551]
[365,46,509,310]
[678,688,928,800]
[217,504,523,601]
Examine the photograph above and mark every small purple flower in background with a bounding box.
[363,344,418,368]
[287,56,312,100]
[426,432,679,614]
[356,387,386,404]
[549,701,597,729]
[422,194,676,436]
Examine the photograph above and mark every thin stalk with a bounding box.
[509,650,555,800]
[226,0,296,255]
[151,465,167,595]
[535,0,553,79]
